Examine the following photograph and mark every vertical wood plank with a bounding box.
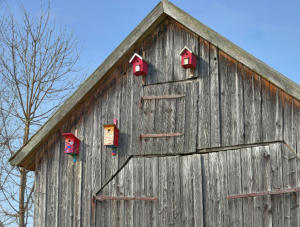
[73,161,82,227]
[261,79,283,142]
[91,96,101,196]
[46,136,60,227]
[173,83,185,154]
[172,157,182,227]
[117,161,125,227]
[65,154,74,227]
[219,151,229,226]
[252,146,263,227]
[141,86,156,155]
[240,148,253,227]
[166,157,175,226]
[133,158,145,227]
[159,157,168,227]
[244,70,262,144]
[118,67,132,176]
[39,149,48,226]
[130,66,143,156]
[209,44,221,147]
[220,52,244,146]
[124,159,134,227]
[227,149,243,227]
[282,94,298,227]
[290,100,299,227]
[92,96,102,195]
[201,154,210,227]
[181,156,194,226]
[295,101,300,227]
[191,155,203,227]
[281,144,291,227]
[34,151,41,227]
[82,104,94,227]
[270,143,284,227]
[261,146,272,227]
[197,37,210,149]
[209,152,221,227]
[234,63,245,144]
[101,87,110,187]
[144,158,155,227]
[111,170,118,227]
[184,81,198,153]
[45,142,54,227]
[33,168,39,226]
[161,86,177,154]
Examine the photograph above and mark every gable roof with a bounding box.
[9,0,300,170]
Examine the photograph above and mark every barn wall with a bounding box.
[33,17,300,226]
[95,143,299,227]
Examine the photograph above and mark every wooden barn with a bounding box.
[10,1,300,226]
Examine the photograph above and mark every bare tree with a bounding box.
[0,3,80,226]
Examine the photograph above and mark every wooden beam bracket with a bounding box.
[140,133,184,139]
[227,187,300,200]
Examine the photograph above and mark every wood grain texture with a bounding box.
[262,79,283,142]
[270,143,284,227]
[12,1,300,171]
[220,52,244,147]
[45,135,60,227]
[244,71,262,144]
[95,155,204,227]
[209,44,221,147]
[142,81,197,155]
[197,37,210,149]
[144,20,199,85]
[30,15,300,227]
[38,148,47,227]
[227,149,243,227]
[240,148,253,227]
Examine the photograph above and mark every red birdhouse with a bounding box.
[180,46,197,69]
[103,119,119,148]
[129,53,148,76]
[62,133,80,155]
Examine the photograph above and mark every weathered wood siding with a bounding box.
[95,142,299,227]
[33,17,300,226]
[96,155,203,227]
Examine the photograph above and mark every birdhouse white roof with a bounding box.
[179,46,193,55]
[129,53,143,63]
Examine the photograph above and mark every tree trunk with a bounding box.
[19,121,30,227]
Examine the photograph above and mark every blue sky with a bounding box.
[4,0,300,85]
